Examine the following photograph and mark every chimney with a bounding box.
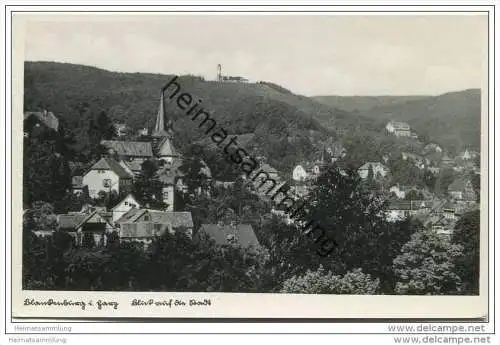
[43,109,48,117]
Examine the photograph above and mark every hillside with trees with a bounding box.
[24,61,368,174]
[313,95,430,112]
[314,90,481,155]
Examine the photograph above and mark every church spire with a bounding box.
[152,91,172,137]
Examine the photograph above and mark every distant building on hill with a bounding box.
[216,64,249,83]
[221,75,249,83]
[386,121,411,137]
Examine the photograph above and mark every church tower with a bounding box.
[152,90,178,164]
[152,91,172,139]
[153,88,181,212]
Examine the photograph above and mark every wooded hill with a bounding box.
[24,61,365,173]
[314,89,482,155]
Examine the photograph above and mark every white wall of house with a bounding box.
[394,130,411,137]
[359,164,388,179]
[450,191,463,200]
[390,186,406,199]
[162,185,175,211]
[292,165,308,182]
[83,169,120,199]
[358,169,369,179]
[373,164,388,178]
[385,210,407,222]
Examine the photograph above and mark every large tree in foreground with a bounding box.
[393,229,463,295]
[296,168,414,292]
[23,141,71,207]
[281,266,380,294]
[452,210,480,295]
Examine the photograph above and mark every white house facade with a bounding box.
[292,165,308,182]
[82,157,133,198]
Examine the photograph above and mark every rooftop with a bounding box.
[101,140,153,157]
[116,208,194,229]
[198,224,260,249]
[24,111,59,132]
[88,157,133,179]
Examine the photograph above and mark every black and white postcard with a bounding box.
[10,11,490,319]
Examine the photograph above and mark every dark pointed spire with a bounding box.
[152,91,173,138]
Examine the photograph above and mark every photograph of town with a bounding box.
[21,15,484,296]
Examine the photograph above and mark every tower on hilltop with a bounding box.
[217,64,222,82]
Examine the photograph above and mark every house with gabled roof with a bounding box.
[197,223,261,251]
[24,110,59,135]
[292,164,308,182]
[401,152,428,169]
[57,210,113,247]
[82,157,134,198]
[389,185,413,199]
[423,143,443,154]
[115,208,194,245]
[448,178,476,201]
[111,194,141,223]
[441,154,454,166]
[358,162,389,180]
[385,200,413,222]
[424,215,455,239]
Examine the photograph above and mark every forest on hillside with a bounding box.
[315,90,482,155]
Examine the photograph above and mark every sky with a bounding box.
[21,14,488,96]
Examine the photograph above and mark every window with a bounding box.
[103,179,111,188]
[153,224,162,235]
[124,202,128,206]
[144,215,150,221]
[162,190,169,199]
